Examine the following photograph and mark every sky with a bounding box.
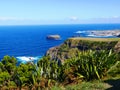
[0,0,120,25]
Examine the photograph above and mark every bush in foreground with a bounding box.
[0,50,119,89]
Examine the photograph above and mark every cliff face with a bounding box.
[46,38,120,62]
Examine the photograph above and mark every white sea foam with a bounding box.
[75,31,86,33]
[87,34,113,37]
[87,34,96,37]
[16,56,41,63]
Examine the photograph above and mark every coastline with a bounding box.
[1,24,120,63]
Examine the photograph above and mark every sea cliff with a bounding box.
[46,37,120,62]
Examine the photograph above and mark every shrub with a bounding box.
[62,50,118,81]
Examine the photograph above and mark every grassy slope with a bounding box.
[55,37,120,61]
[51,38,120,90]
[51,76,120,90]
[51,81,112,90]
[70,37,120,42]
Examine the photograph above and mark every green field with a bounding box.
[70,37,120,42]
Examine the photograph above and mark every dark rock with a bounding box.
[116,34,120,37]
[46,35,61,40]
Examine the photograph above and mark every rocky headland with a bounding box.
[89,30,120,37]
[46,35,61,40]
[46,37,120,62]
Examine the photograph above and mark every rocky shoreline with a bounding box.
[89,30,120,37]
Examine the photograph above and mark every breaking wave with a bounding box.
[16,56,41,63]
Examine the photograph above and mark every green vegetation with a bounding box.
[70,37,120,42]
[51,81,110,90]
[0,50,120,89]
[46,38,120,62]
[66,38,119,51]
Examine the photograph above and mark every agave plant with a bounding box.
[37,56,59,88]
[62,50,118,81]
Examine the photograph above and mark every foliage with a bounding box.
[0,50,119,89]
[16,63,36,88]
[0,72,11,86]
[51,81,108,90]
[62,50,117,81]
[1,55,17,74]
[0,55,17,89]
[65,38,118,51]
[107,61,120,77]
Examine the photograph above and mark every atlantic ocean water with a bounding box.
[0,24,120,64]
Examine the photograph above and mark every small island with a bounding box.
[46,34,61,40]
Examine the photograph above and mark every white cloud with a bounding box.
[0,17,23,21]
[0,17,35,21]
[112,16,120,18]
[0,17,42,25]
[69,16,79,21]
[100,16,120,19]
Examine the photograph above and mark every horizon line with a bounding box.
[0,23,120,26]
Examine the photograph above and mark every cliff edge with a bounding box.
[46,37,120,62]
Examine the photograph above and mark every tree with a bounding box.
[17,62,36,89]
[1,55,17,74]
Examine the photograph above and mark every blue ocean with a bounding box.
[0,24,120,64]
